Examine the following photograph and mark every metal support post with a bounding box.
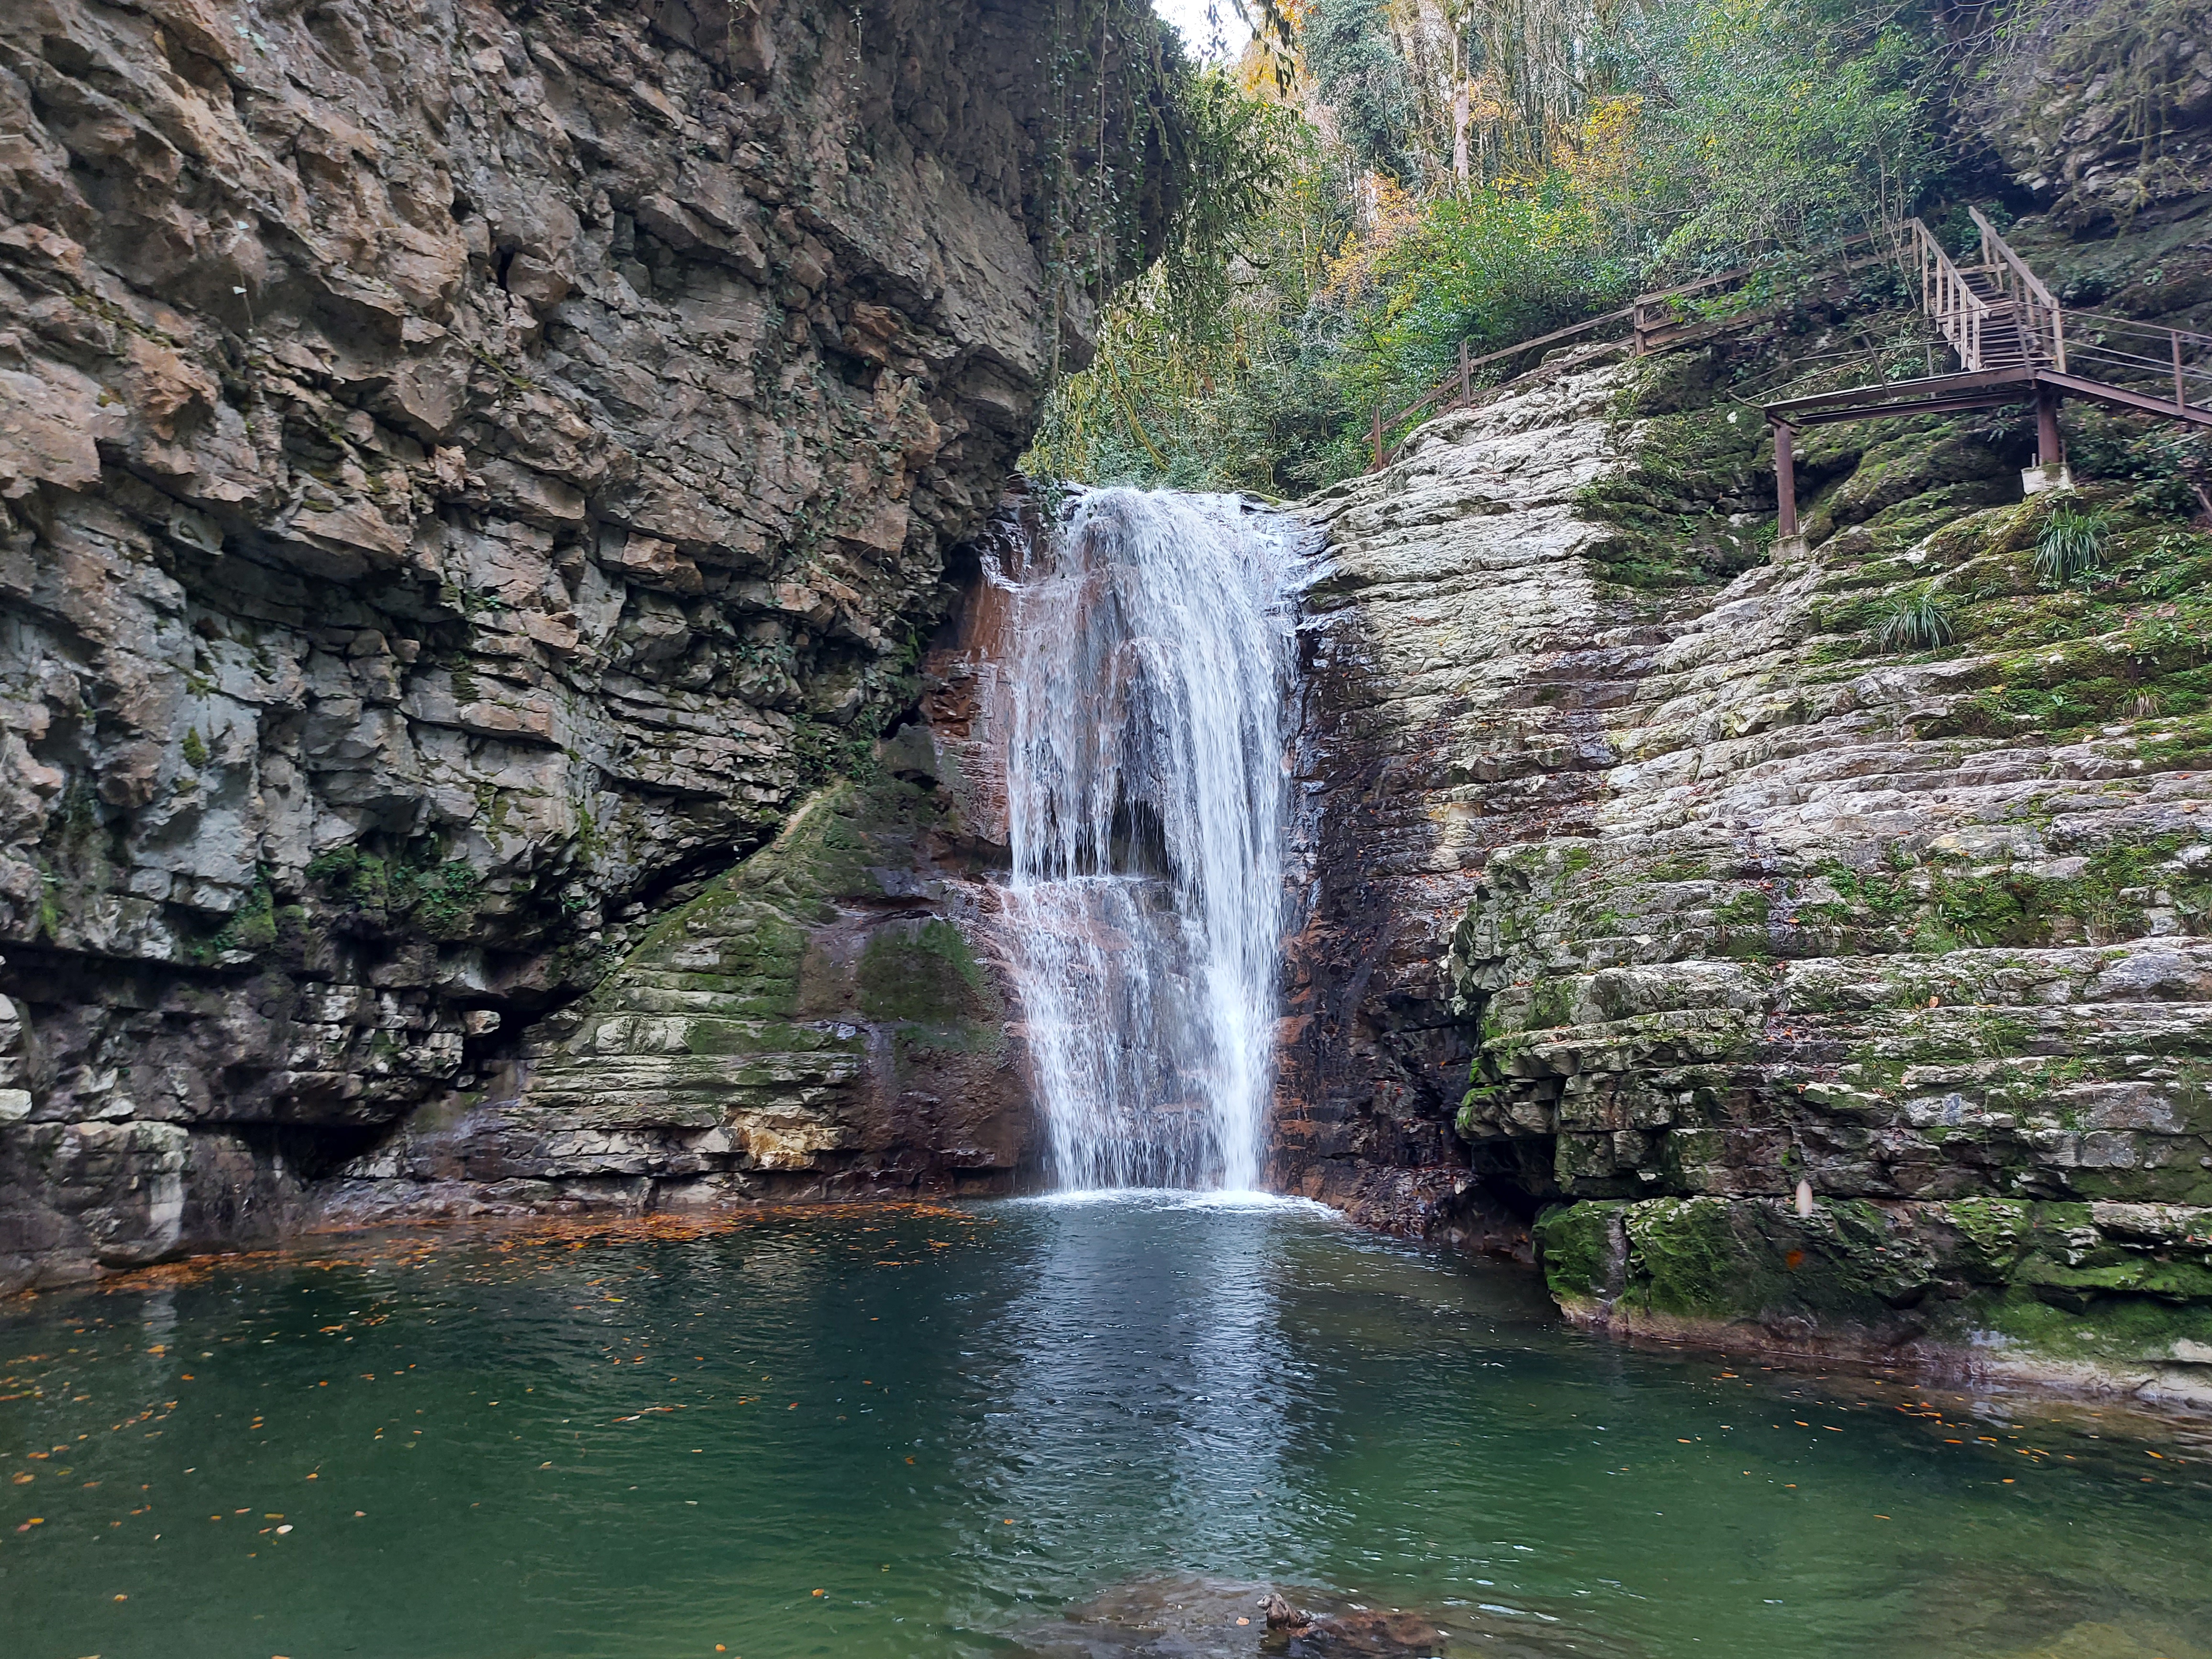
[1770,421,1806,557]
[1772,420,1798,538]
[2035,385,2062,466]
[2023,384,2073,495]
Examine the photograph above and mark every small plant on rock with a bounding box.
[1873,589,1956,651]
[2035,502,2111,588]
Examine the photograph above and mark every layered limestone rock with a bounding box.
[1278,304,2212,1403]
[1277,355,1704,1239]
[324,774,1031,1217]
[1975,3,2212,230]
[0,0,1169,1289]
[323,553,1030,1216]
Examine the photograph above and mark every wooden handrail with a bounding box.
[1364,235,1882,470]
[1969,208,2060,310]
[1907,217,1991,372]
[2065,309,2212,348]
[1968,206,2066,372]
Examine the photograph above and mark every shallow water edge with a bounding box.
[10,1194,2211,1425]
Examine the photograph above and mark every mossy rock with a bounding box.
[856,918,991,1025]
[1533,1201,1621,1305]
[1532,1193,2212,1366]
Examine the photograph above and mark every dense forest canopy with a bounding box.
[1025,0,2212,493]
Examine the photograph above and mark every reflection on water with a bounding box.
[1,1196,2208,1659]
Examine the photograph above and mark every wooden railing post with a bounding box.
[1909,216,1991,372]
[2178,331,2189,414]
[1460,338,1471,409]
[1371,406,1384,472]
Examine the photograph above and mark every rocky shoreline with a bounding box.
[1273,260,2212,1412]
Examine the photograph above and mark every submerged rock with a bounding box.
[1260,1592,1450,1657]
[1016,1576,1586,1659]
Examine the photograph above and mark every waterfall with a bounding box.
[998,488,1306,1192]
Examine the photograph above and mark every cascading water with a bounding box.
[997,488,1307,1192]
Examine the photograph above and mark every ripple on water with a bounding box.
[1,1199,2207,1659]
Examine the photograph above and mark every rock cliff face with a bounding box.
[322,549,1032,1221]
[1277,243,2212,1404]
[0,0,1167,1290]
[1976,2,2212,231]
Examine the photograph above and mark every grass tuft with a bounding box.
[1873,589,1956,650]
[2034,502,2111,588]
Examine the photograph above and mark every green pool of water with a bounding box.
[2,1194,2207,1659]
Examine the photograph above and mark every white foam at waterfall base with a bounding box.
[999,488,1308,1193]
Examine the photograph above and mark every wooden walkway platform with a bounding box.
[1763,210,2211,542]
[1363,205,2211,539]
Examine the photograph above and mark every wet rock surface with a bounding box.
[0,0,1159,1289]
[1278,259,2212,1400]
[1275,360,1638,1251]
[323,623,1034,1217]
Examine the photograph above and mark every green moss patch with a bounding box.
[857,919,990,1025]
[1531,1194,2212,1364]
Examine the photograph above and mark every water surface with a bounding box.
[3,1195,2207,1659]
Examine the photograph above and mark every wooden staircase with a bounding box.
[1763,209,2212,542]
[1962,269,2034,368]
[1904,207,2067,376]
